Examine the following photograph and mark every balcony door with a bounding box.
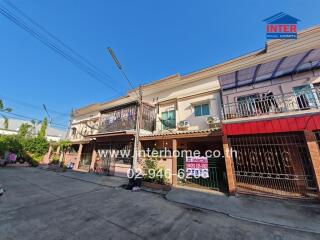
[161,110,176,130]
[237,94,259,117]
[293,85,318,109]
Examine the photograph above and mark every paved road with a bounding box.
[0,168,319,240]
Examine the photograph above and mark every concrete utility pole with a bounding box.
[107,47,142,172]
[132,86,143,171]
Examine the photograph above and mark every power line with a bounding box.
[0,4,123,95]
[4,0,120,90]
[1,111,68,129]
[0,94,70,117]
[107,47,139,98]
[0,95,70,130]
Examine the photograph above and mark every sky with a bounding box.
[0,0,319,130]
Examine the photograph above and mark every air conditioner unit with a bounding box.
[179,120,190,128]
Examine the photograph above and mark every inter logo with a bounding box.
[263,12,300,39]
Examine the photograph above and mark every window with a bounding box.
[194,104,210,117]
[71,127,77,137]
[161,110,176,130]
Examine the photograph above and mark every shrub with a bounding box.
[22,137,49,156]
[0,137,6,158]
[0,135,49,167]
[24,152,41,167]
[50,153,60,165]
[61,165,67,172]
[0,135,23,157]
[142,158,168,185]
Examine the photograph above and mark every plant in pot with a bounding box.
[206,116,221,130]
[142,157,170,191]
[50,154,60,165]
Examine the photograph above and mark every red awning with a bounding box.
[223,113,320,136]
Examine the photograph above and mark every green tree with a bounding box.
[22,137,49,157]
[18,123,32,138]
[38,117,47,139]
[30,119,38,135]
[0,99,12,130]
[58,140,71,152]
[0,135,23,157]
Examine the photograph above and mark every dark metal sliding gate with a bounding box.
[177,157,227,192]
[314,131,320,149]
[229,133,318,199]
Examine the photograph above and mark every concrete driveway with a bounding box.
[0,167,319,240]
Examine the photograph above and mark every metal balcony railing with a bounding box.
[222,90,320,120]
[98,104,156,134]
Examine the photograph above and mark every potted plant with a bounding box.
[142,157,171,191]
[206,116,221,130]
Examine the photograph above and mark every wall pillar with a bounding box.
[56,146,61,154]
[304,131,320,192]
[172,138,177,186]
[90,147,97,172]
[74,144,83,170]
[222,135,236,195]
[42,145,53,164]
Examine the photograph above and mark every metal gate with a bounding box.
[95,142,133,176]
[78,144,93,171]
[95,144,115,176]
[98,152,115,176]
[229,133,318,199]
[177,157,227,192]
[314,131,320,149]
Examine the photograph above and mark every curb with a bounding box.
[37,167,124,189]
[164,195,320,235]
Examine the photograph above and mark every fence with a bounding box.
[177,157,227,192]
[228,133,318,199]
[223,90,320,120]
[314,130,320,149]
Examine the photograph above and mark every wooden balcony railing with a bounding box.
[222,90,320,120]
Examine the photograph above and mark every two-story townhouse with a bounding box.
[67,94,156,177]
[66,103,101,170]
[136,73,227,192]
[218,26,320,199]
[66,72,228,192]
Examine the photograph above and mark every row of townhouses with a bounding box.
[63,26,320,199]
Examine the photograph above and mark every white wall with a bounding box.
[0,129,17,136]
[0,129,62,142]
[143,76,220,103]
[69,111,100,141]
[143,76,221,132]
[177,92,221,130]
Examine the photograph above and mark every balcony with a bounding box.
[68,119,99,141]
[222,90,320,120]
[98,103,156,134]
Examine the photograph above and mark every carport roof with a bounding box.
[140,129,222,140]
[218,48,320,90]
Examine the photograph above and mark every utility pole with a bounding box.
[132,86,143,171]
[107,47,142,172]
[42,104,52,126]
